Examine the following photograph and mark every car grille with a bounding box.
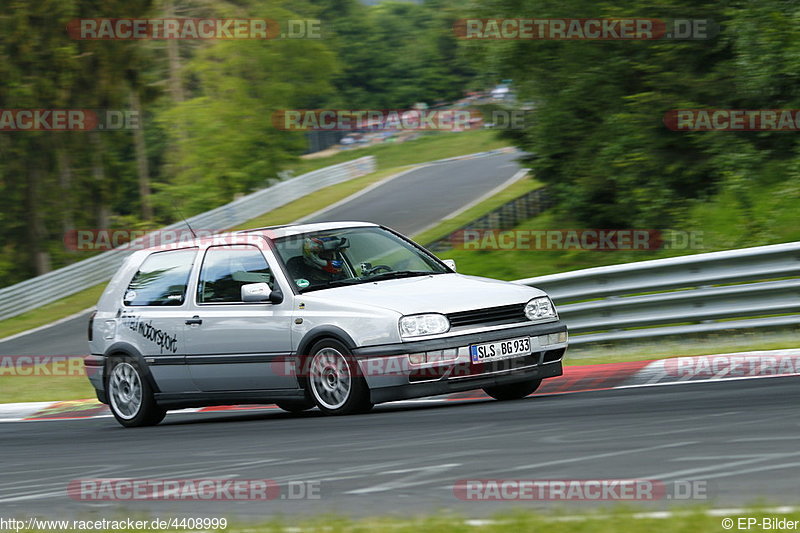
[446,303,527,328]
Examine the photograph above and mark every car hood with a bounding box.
[304,273,546,316]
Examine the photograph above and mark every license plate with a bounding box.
[470,336,532,363]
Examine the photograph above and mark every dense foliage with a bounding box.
[1,0,798,287]
[0,0,473,285]
[474,0,800,229]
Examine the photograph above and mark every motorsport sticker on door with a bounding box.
[470,337,532,364]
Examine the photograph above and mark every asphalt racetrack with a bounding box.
[1,377,798,518]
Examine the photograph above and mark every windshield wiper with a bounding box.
[366,270,435,281]
[300,278,363,292]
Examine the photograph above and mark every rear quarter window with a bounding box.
[123,249,197,306]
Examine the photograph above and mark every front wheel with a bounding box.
[483,378,542,401]
[107,357,166,427]
[306,339,372,415]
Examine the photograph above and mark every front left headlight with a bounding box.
[525,297,558,321]
[399,314,450,338]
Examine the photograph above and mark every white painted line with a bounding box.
[345,463,462,495]
[0,402,53,418]
[442,168,530,221]
[294,165,427,223]
[614,371,800,390]
[0,306,96,345]
[411,168,530,239]
[510,441,694,472]
[297,148,521,225]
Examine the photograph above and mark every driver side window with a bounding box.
[197,245,273,304]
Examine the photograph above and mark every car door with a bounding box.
[184,243,296,391]
[118,247,198,393]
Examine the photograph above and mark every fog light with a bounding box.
[408,353,426,365]
[539,332,568,345]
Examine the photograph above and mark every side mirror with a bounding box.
[241,283,283,304]
[442,259,456,272]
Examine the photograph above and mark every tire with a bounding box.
[483,378,542,401]
[107,356,166,427]
[275,400,315,414]
[306,339,372,415]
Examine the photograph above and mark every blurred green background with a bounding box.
[2,0,799,289]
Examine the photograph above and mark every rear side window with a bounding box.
[197,245,273,304]
[124,249,197,306]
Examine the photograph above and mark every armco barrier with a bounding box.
[0,156,375,321]
[515,242,800,344]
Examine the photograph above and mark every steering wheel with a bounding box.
[363,264,392,276]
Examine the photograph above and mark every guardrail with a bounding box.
[515,242,800,345]
[0,156,375,321]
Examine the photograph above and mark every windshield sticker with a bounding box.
[295,278,310,289]
[121,315,178,354]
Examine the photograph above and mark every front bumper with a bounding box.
[351,320,568,403]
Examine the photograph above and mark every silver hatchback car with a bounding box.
[85,222,568,427]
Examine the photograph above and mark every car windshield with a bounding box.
[273,226,449,293]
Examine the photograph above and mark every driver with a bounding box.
[287,235,349,285]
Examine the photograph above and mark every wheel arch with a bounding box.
[294,326,359,393]
[296,326,358,357]
[103,342,161,393]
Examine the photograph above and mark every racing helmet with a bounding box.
[302,235,348,274]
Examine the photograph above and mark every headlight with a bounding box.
[399,314,450,337]
[525,297,558,321]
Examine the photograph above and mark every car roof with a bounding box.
[132,221,380,254]
[238,221,379,239]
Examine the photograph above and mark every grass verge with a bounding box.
[287,129,507,176]
[412,175,542,245]
[0,372,95,404]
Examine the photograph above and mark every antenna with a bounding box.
[175,208,198,239]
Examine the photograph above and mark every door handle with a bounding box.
[185,316,203,325]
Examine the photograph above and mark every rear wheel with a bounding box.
[483,378,542,401]
[307,339,372,415]
[107,357,166,427]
